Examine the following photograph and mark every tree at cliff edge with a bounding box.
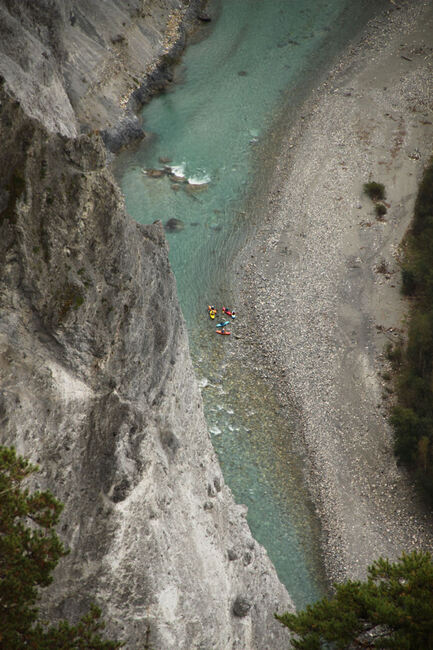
[276,551,433,649]
[0,445,122,648]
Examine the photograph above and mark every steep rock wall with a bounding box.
[0,1,293,646]
[0,0,200,143]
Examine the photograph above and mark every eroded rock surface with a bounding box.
[0,0,201,145]
[0,1,292,646]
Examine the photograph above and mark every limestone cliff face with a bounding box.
[0,0,198,145]
[0,2,292,648]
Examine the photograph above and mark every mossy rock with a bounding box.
[56,283,85,321]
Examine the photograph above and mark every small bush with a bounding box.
[364,181,386,201]
[375,202,387,217]
[390,158,433,503]
[391,405,421,463]
[402,267,416,295]
[385,341,403,367]
[1,170,26,224]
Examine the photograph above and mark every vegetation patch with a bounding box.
[375,202,387,218]
[391,157,433,500]
[276,551,433,649]
[0,445,121,647]
[56,283,85,321]
[385,340,403,368]
[1,169,26,224]
[363,181,386,201]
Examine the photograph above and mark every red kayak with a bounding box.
[216,329,230,335]
[222,306,236,319]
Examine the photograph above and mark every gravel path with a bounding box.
[234,0,433,585]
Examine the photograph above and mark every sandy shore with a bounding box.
[235,0,433,585]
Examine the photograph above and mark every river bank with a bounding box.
[235,0,433,585]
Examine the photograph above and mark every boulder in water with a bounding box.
[143,168,165,178]
[185,182,209,193]
[170,173,187,183]
[165,218,185,232]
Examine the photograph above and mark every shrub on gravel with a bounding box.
[363,181,386,201]
[375,202,387,217]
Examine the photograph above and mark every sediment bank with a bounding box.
[236,0,433,585]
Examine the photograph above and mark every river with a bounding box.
[114,0,386,609]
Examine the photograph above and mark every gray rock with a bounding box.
[0,19,292,647]
[232,596,253,617]
[0,0,207,143]
[243,551,253,566]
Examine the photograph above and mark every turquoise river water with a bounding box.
[115,0,386,609]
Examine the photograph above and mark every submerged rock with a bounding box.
[165,217,185,231]
[184,182,209,194]
[143,168,166,178]
[209,222,223,231]
[169,172,187,183]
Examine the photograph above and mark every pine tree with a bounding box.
[0,445,122,648]
[276,551,433,649]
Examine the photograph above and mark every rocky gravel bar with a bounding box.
[234,0,433,585]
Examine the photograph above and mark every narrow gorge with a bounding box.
[0,1,290,648]
[2,0,433,648]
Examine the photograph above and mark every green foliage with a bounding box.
[391,157,433,501]
[56,283,85,321]
[391,406,422,463]
[276,551,433,649]
[363,181,386,201]
[401,267,416,296]
[384,341,403,369]
[0,446,122,648]
[375,202,387,218]
[1,169,26,224]
[412,160,433,237]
